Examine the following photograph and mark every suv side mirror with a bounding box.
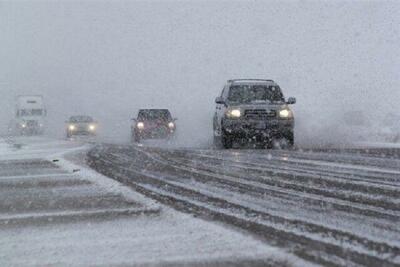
[215,97,225,104]
[286,97,296,105]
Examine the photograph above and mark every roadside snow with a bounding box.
[354,141,400,148]
[1,213,300,267]
[0,136,87,161]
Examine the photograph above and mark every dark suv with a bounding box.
[213,79,296,149]
[132,109,176,142]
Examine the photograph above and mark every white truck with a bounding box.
[13,95,47,136]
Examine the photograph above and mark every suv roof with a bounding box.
[138,109,170,112]
[228,79,277,85]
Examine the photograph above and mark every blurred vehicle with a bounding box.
[132,109,176,142]
[14,95,47,136]
[66,115,98,138]
[380,113,400,143]
[213,79,296,149]
[340,110,372,142]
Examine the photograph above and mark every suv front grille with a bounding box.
[244,109,276,119]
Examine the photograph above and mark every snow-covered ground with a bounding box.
[352,141,400,148]
[0,137,304,267]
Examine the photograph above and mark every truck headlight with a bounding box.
[279,109,292,118]
[226,109,241,118]
[69,125,76,131]
[137,122,144,130]
[89,124,96,131]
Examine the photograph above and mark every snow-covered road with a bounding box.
[88,143,400,267]
[0,137,303,267]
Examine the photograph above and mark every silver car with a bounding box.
[66,115,98,138]
[213,79,296,149]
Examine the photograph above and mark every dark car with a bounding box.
[213,79,296,149]
[132,109,176,142]
[66,115,98,138]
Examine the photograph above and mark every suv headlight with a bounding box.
[226,109,241,118]
[279,108,292,118]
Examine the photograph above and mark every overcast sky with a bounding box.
[1,0,399,145]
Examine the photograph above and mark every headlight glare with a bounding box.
[89,124,96,131]
[137,122,144,129]
[69,125,76,131]
[168,122,175,129]
[279,109,291,118]
[227,109,241,118]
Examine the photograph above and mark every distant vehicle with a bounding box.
[132,109,177,142]
[14,95,47,136]
[213,79,296,149]
[380,113,400,143]
[66,115,98,138]
[341,110,371,142]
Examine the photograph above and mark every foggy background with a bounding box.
[1,0,399,147]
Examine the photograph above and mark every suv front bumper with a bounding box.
[222,118,294,138]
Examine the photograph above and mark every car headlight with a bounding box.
[168,122,175,129]
[89,124,96,131]
[279,109,292,118]
[137,122,144,130]
[69,125,76,131]
[226,109,241,118]
[21,123,26,128]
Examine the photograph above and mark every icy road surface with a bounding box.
[0,137,303,267]
[88,143,400,267]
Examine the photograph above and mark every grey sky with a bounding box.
[1,0,399,144]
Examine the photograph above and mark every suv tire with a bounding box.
[132,133,141,143]
[213,135,222,149]
[286,131,294,147]
[221,133,233,149]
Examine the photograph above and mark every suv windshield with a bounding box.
[228,85,284,104]
[138,110,171,121]
[69,116,94,123]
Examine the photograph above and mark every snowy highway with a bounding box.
[88,143,400,267]
[0,137,306,267]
